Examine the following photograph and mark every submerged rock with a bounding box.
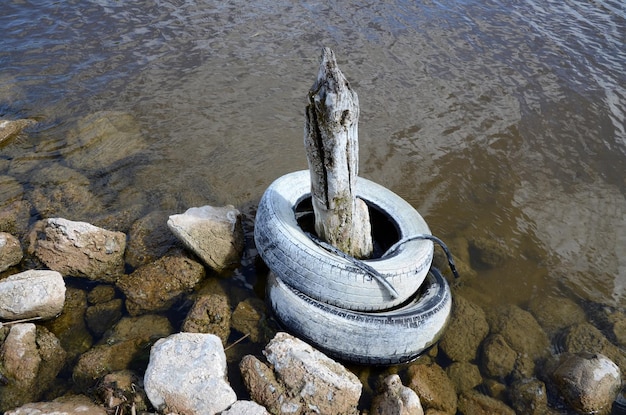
[552,352,621,414]
[561,322,626,375]
[457,390,515,415]
[27,165,105,222]
[64,111,148,172]
[73,315,172,391]
[0,270,65,320]
[528,295,586,336]
[488,304,550,361]
[144,332,237,414]
[407,362,457,415]
[0,199,31,238]
[0,119,35,145]
[508,378,548,415]
[480,334,517,380]
[445,362,482,394]
[438,294,489,362]
[116,253,205,316]
[231,297,270,344]
[181,293,231,344]
[168,204,245,272]
[125,210,182,269]
[29,218,126,283]
[42,287,92,366]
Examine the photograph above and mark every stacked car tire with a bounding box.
[255,170,452,365]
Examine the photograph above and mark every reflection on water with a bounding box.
[1,0,625,404]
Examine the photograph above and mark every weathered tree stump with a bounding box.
[304,48,373,259]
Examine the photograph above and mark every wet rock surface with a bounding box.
[72,314,172,391]
[407,362,457,415]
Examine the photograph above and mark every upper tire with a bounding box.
[254,170,433,311]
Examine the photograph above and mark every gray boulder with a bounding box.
[144,333,237,414]
[29,218,126,283]
[168,205,244,272]
[0,270,65,320]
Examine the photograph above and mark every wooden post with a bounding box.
[304,48,373,259]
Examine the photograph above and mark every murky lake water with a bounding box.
[2,0,625,410]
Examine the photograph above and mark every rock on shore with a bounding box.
[167,204,245,272]
[0,270,65,320]
[240,332,362,415]
[144,332,237,414]
[28,218,126,283]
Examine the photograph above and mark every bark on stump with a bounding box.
[304,48,373,259]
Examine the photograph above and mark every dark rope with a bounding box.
[383,234,460,279]
[305,232,400,299]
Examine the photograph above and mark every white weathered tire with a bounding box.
[254,170,433,311]
[267,268,452,365]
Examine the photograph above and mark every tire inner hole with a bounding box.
[294,196,401,259]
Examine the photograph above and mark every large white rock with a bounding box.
[0,270,66,319]
[264,332,362,415]
[167,205,244,272]
[29,218,126,283]
[144,333,237,414]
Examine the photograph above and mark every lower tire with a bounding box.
[266,267,452,365]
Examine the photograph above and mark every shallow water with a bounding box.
[1,0,625,407]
